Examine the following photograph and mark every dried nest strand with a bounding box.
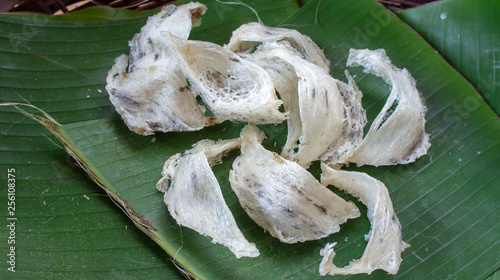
[105,3,218,136]
[106,54,216,135]
[226,22,331,73]
[165,32,287,124]
[240,41,366,168]
[229,124,360,243]
[320,164,409,275]
[128,2,206,71]
[343,48,431,166]
[156,139,260,259]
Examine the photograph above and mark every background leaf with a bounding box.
[0,1,298,279]
[486,269,500,280]
[397,0,500,114]
[1,0,499,279]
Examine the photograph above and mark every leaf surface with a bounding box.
[1,0,499,279]
[0,1,298,279]
[397,0,500,114]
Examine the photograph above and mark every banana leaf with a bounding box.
[1,0,499,279]
[0,1,298,279]
[487,269,500,280]
[397,0,499,114]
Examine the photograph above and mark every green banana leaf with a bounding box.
[0,1,299,279]
[488,269,500,280]
[1,0,499,279]
[397,0,500,114]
